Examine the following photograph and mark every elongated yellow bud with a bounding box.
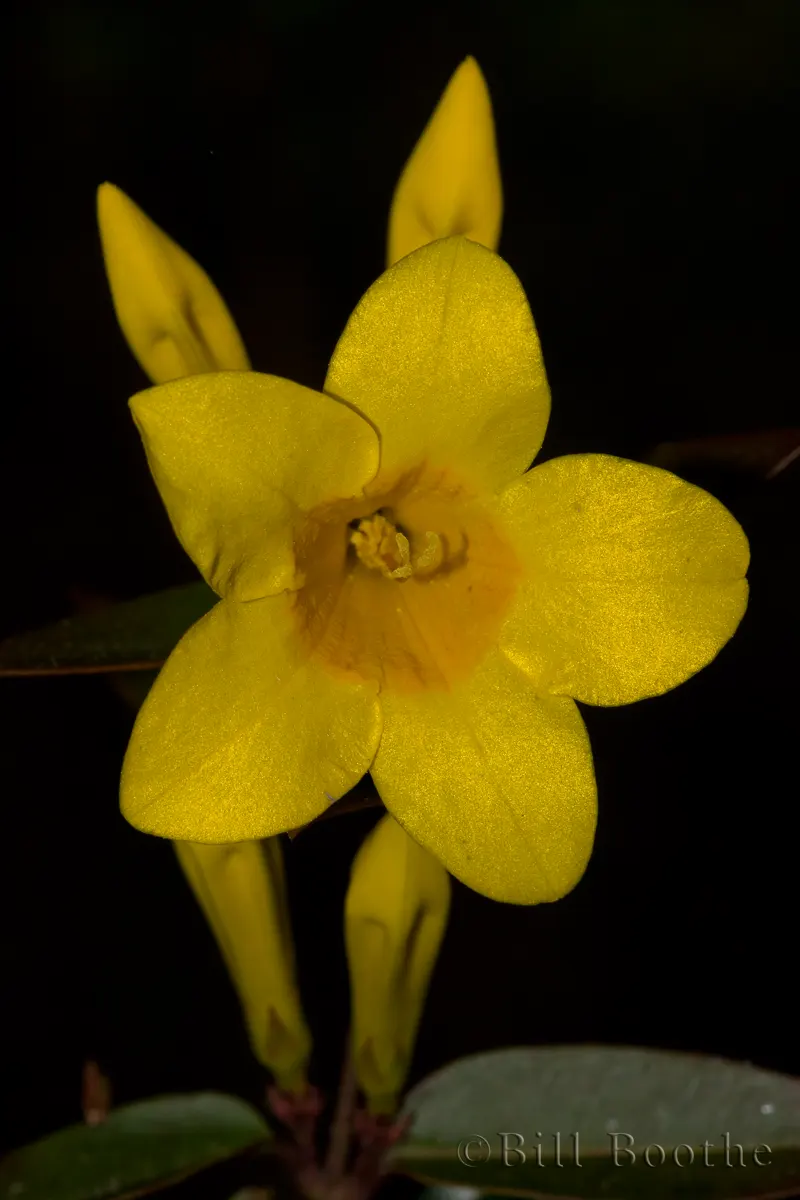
[345,815,451,1113]
[175,838,311,1091]
[387,57,502,266]
[97,182,250,383]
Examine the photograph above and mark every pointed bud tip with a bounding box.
[97,182,161,249]
[96,180,124,215]
[96,181,141,245]
[452,55,489,91]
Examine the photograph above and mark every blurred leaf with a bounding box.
[648,428,800,480]
[418,1188,481,1200]
[0,582,216,676]
[0,1092,273,1200]
[389,1046,800,1198]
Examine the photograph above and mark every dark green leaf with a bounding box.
[0,583,216,676]
[0,1092,273,1200]
[390,1046,800,1198]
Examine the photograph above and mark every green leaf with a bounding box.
[389,1046,800,1198]
[0,1092,272,1200]
[0,582,216,676]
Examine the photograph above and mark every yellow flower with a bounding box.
[388,56,502,265]
[345,814,450,1114]
[175,838,311,1090]
[96,62,503,1106]
[118,234,749,905]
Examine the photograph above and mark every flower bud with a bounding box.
[97,182,250,383]
[388,57,502,266]
[345,815,451,1113]
[175,837,310,1091]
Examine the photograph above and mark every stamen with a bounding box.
[412,531,443,576]
[350,514,444,581]
[292,464,522,693]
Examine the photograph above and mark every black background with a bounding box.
[4,0,798,1157]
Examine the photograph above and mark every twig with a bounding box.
[324,1035,358,1182]
[81,1060,111,1125]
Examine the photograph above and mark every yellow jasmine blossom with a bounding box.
[388,56,502,266]
[119,234,749,905]
[175,838,311,1090]
[345,814,450,1114]
[97,182,250,383]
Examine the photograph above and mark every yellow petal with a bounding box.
[121,593,381,841]
[130,371,379,599]
[324,238,549,495]
[175,838,311,1089]
[495,454,750,706]
[388,57,502,266]
[345,815,450,1113]
[371,649,596,905]
[97,182,251,383]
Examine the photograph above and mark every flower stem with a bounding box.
[324,1034,357,1182]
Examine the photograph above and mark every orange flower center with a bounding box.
[291,464,520,693]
